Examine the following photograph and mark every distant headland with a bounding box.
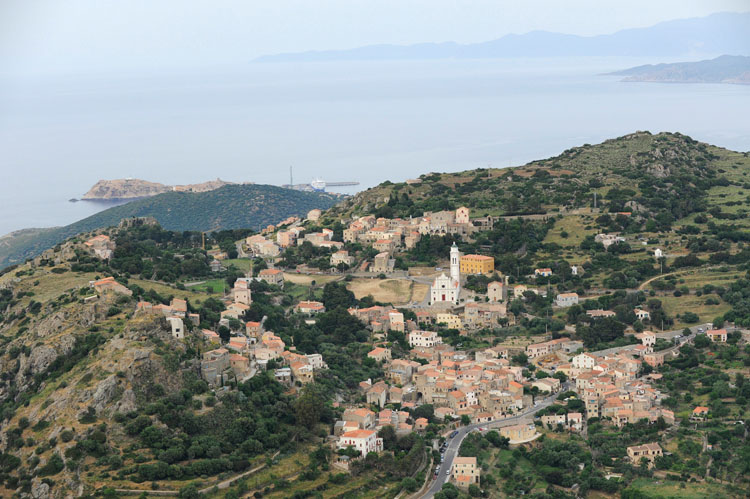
[79,178,241,201]
[609,55,750,85]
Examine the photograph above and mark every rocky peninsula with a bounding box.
[81,178,234,200]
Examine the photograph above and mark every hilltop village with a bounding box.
[1,133,750,498]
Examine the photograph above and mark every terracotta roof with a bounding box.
[341,429,377,439]
[454,456,476,465]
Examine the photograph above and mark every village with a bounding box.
[73,204,737,494]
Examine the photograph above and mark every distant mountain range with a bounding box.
[255,12,750,63]
[0,184,340,268]
[610,54,750,84]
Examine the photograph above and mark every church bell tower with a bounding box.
[450,242,460,283]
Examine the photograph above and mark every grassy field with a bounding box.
[282,272,340,286]
[658,294,730,329]
[185,278,227,294]
[347,278,428,304]
[543,215,597,252]
[626,477,735,498]
[13,269,98,304]
[285,282,321,302]
[223,258,252,273]
[262,473,394,499]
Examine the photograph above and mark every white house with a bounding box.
[572,353,597,371]
[555,293,579,308]
[634,309,650,321]
[408,330,442,348]
[338,429,383,456]
[167,317,184,339]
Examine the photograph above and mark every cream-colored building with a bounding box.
[499,423,538,443]
[452,456,479,487]
[436,313,462,329]
[487,281,506,302]
[259,268,284,287]
[626,443,662,468]
[408,330,442,348]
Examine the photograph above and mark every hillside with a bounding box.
[0,184,340,268]
[328,131,750,228]
[3,132,750,498]
[611,55,750,84]
[255,12,750,62]
[0,223,410,497]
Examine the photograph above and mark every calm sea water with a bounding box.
[1,57,749,236]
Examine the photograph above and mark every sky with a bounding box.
[1,0,749,75]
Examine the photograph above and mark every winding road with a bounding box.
[421,389,563,498]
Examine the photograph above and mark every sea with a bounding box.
[1,56,749,237]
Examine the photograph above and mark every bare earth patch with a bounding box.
[348,278,427,305]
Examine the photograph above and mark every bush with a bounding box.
[682,312,699,323]
[401,477,418,492]
[38,453,64,476]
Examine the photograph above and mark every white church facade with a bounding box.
[430,243,461,305]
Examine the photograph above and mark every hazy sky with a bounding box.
[1,0,748,74]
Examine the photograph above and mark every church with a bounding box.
[430,243,461,305]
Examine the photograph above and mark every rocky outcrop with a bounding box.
[90,375,119,413]
[34,311,67,338]
[82,179,169,200]
[81,178,233,200]
[114,388,137,413]
[30,478,50,499]
[646,163,670,178]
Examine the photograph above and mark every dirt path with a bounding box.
[202,450,281,493]
[638,270,685,291]
[637,265,729,291]
[112,451,281,496]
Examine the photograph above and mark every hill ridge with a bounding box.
[0,184,340,268]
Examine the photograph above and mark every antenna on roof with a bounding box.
[290,166,293,188]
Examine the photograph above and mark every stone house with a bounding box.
[626,443,662,467]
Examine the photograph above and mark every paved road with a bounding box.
[589,323,713,357]
[421,390,562,498]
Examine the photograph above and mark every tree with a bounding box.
[378,425,397,451]
[401,477,418,492]
[468,484,481,497]
[321,282,356,311]
[485,431,509,449]
[461,414,471,426]
[178,484,201,499]
[694,334,710,349]
[413,404,434,422]
[218,325,231,342]
[511,353,528,366]
[295,384,324,430]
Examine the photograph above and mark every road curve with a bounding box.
[420,390,562,498]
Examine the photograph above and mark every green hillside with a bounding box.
[328,131,750,229]
[0,184,340,268]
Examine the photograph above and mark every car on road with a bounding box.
[446,468,451,475]
[450,430,459,438]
